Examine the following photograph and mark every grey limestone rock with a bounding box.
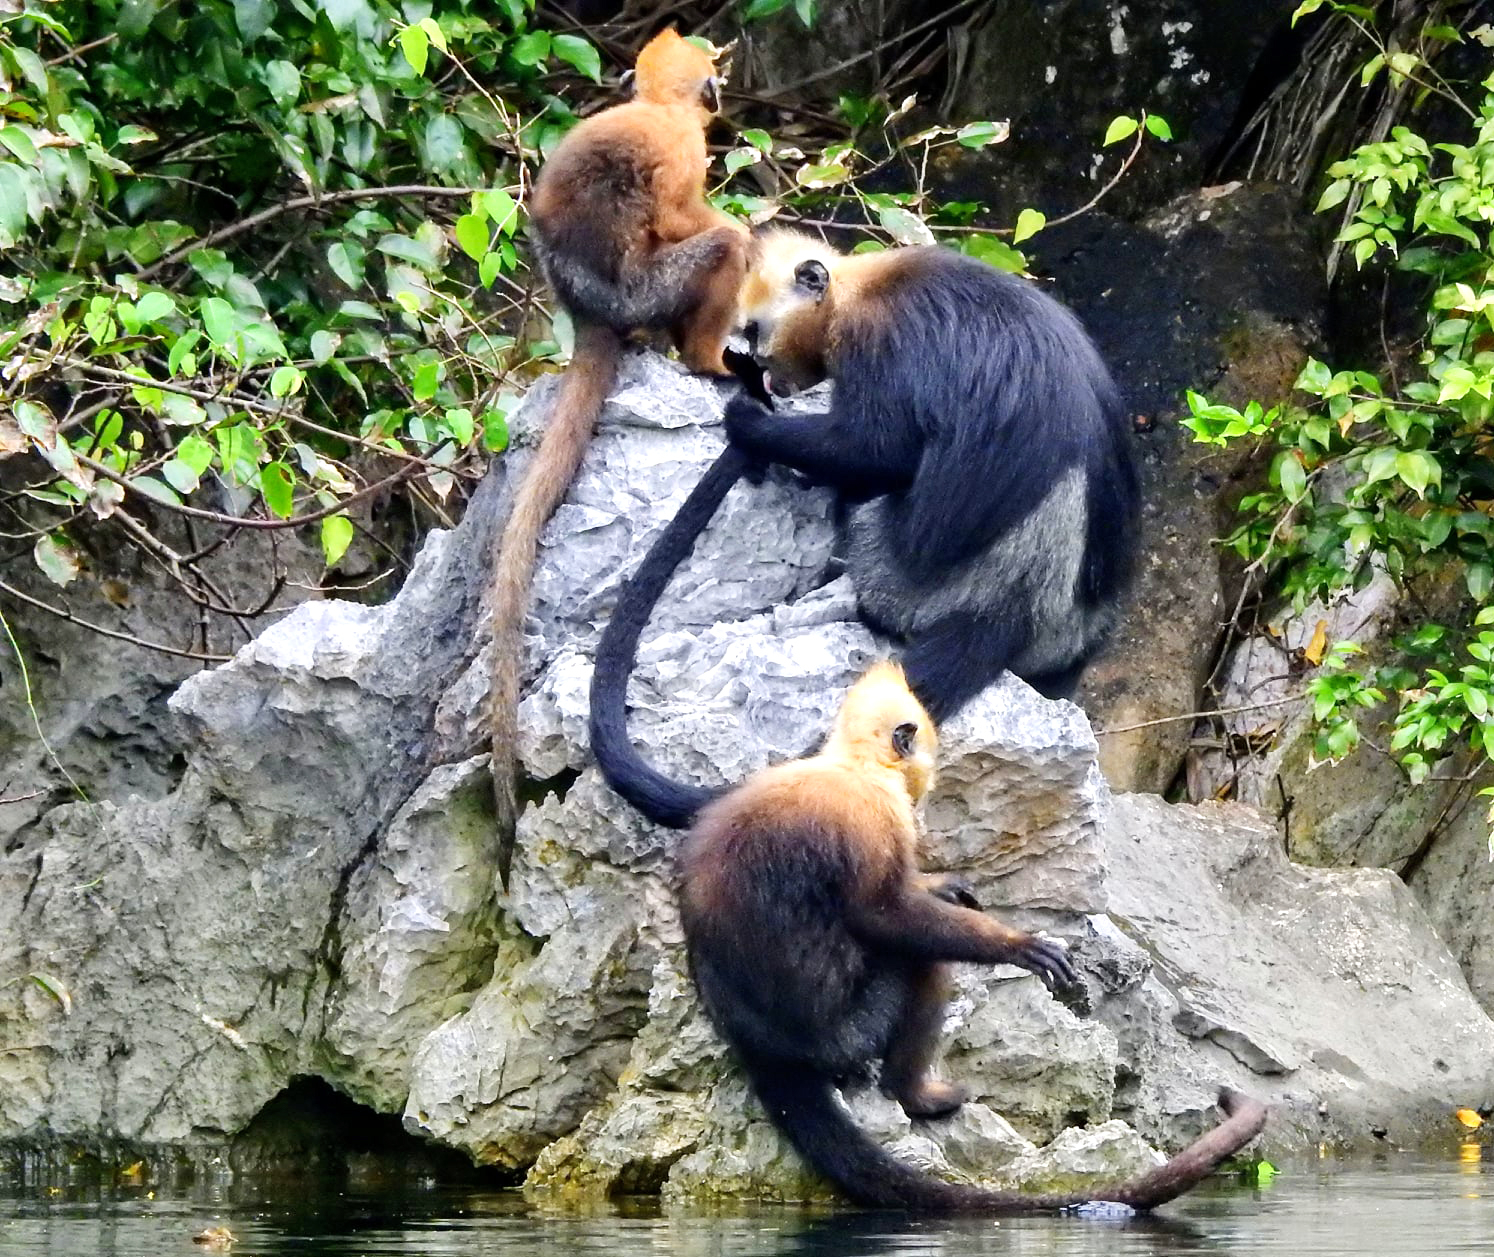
[5,348,1494,1207]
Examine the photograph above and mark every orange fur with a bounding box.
[491,31,750,883]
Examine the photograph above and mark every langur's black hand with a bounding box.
[1012,935,1081,994]
[724,390,774,452]
[722,346,774,408]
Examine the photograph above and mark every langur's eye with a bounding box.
[891,722,919,758]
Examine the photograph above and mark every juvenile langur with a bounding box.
[679,661,1267,1211]
[588,231,1138,831]
[490,28,750,876]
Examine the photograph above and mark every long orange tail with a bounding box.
[490,322,622,885]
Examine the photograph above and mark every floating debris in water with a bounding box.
[1063,1200,1135,1219]
[192,1226,236,1249]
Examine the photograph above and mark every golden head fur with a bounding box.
[820,661,938,802]
[632,28,724,115]
[738,228,842,395]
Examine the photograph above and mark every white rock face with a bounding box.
[4,350,1494,1204]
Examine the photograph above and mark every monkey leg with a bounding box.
[880,963,968,1119]
[900,612,1029,725]
[673,229,749,375]
[618,226,748,373]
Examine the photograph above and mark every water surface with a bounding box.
[1,1156,1489,1257]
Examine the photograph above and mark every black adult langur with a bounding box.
[725,230,1140,722]
[589,231,1139,829]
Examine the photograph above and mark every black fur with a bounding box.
[589,446,755,829]
[727,246,1140,722]
[589,247,1139,828]
[680,807,1267,1212]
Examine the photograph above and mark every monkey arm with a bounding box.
[723,394,915,497]
[848,889,1079,991]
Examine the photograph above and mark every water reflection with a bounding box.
[1,1161,1491,1257]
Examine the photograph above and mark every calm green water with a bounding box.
[1,1158,1491,1256]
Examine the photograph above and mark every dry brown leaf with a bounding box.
[1303,619,1329,667]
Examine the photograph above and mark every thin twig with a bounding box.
[0,578,231,663]
[138,185,480,280]
[45,33,118,68]
[1096,694,1306,737]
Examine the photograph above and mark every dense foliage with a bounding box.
[0,0,1162,661]
[1184,5,1494,804]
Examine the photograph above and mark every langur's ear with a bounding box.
[620,68,636,97]
[701,76,721,112]
[794,259,830,302]
[891,722,919,759]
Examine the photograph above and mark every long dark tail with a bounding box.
[492,322,621,885]
[588,445,754,829]
[746,1058,1266,1213]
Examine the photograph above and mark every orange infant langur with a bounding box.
[679,661,1267,1212]
[489,29,750,873]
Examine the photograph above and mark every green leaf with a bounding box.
[878,206,934,246]
[1295,358,1332,396]
[1291,0,1325,24]
[1396,450,1439,497]
[956,120,1009,149]
[724,148,762,176]
[552,34,603,83]
[510,30,551,66]
[33,535,79,587]
[132,475,182,507]
[9,46,49,96]
[1315,179,1350,213]
[161,457,201,495]
[742,0,793,19]
[445,407,475,444]
[377,232,440,272]
[1143,114,1173,142]
[321,513,354,566]
[418,16,448,52]
[328,240,366,289]
[399,24,429,76]
[1012,208,1046,245]
[742,129,773,152]
[1103,115,1138,146]
[176,433,215,474]
[199,297,236,346]
[483,407,510,452]
[259,462,294,518]
[482,187,520,235]
[412,359,440,401]
[310,330,340,363]
[1470,562,1494,602]
[270,365,304,398]
[962,234,1027,273]
[479,252,503,288]
[0,127,39,167]
[262,59,301,107]
[454,213,489,262]
[1276,451,1308,503]
[134,291,176,324]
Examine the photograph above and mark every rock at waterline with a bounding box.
[3,350,1493,1200]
